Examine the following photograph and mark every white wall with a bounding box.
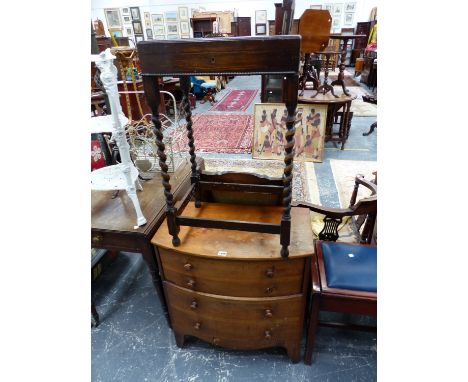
[91,0,377,40]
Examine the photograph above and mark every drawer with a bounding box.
[159,248,305,297]
[164,282,304,350]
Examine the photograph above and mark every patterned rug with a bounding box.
[330,159,377,207]
[203,158,314,203]
[209,89,258,112]
[174,114,253,153]
[347,87,377,117]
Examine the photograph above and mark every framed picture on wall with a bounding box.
[155,35,166,40]
[104,9,122,29]
[154,25,165,35]
[167,22,179,34]
[146,28,153,39]
[130,7,141,20]
[324,4,333,12]
[165,11,178,22]
[167,34,180,40]
[255,10,267,24]
[135,35,144,42]
[152,14,164,24]
[109,29,123,38]
[144,12,151,27]
[125,27,133,35]
[178,7,189,20]
[345,2,356,12]
[122,8,130,15]
[180,21,190,35]
[310,5,322,10]
[255,24,267,35]
[344,13,354,25]
[132,21,143,35]
[252,103,328,162]
[333,4,343,16]
[123,15,131,23]
[332,18,341,28]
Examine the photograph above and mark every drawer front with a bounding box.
[159,248,305,297]
[91,230,141,251]
[164,282,304,349]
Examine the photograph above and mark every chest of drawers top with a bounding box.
[151,202,315,260]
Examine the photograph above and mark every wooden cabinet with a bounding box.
[152,202,314,363]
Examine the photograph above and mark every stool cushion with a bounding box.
[321,242,377,292]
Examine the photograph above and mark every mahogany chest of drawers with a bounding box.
[151,202,314,363]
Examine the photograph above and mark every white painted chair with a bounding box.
[91,48,146,227]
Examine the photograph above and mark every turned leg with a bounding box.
[174,331,185,348]
[304,293,320,365]
[126,186,147,226]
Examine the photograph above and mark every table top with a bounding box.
[299,90,357,104]
[152,202,315,260]
[329,34,367,40]
[92,158,197,236]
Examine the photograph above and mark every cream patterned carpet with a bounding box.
[347,87,377,117]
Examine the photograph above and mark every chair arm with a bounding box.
[292,196,377,218]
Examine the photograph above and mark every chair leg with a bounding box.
[304,292,320,365]
[91,302,100,327]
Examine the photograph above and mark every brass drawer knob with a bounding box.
[190,300,198,310]
[184,263,193,271]
[265,268,274,278]
[265,287,274,294]
[212,337,220,345]
[92,234,103,243]
[265,309,273,318]
[265,330,272,339]
[194,322,201,330]
[187,279,195,288]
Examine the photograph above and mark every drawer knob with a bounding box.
[265,330,272,339]
[265,287,274,294]
[194,322,201,330]
[212,337,220,345]
[265,309,273,318]
[187,279,195,288]
[265,268,274,278]
[190,300,198,310]
[92,234,103,243]
[184,263,193,271]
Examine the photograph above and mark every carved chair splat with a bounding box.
[138,36,301,257]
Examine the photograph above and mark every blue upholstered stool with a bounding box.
[321,242,377,292]
[305,240,377,365]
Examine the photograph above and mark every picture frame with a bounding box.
[132,20,143,35]
[333,4,343,16]
[109,29,122,38]
[123,15,131,23]
[104,8,122,29]
[344,12,354,25]
[167,34,180,40]
[155,35,166,40]
[130,7,141,20]
[255,10,267,24]
[332,18,341,28]
[253,103,328,162]
[146,28,153,39]
[144,12,151,27]
[122,8,130,15]
[345,2,356,12]
[135,35,144,43]
[153,25,165,35]
[152,14,164,24]
[310,5,323,10]
[180,21,190,35]
[166,22,179,35]
[255,23,267,35]
[324,4,333,12]
[178,7,189,20]
[125,27,133,36]
[165,11,178,22]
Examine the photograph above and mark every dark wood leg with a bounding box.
[304,293,320,365]
[91,301,100,327]
[340,102,351,150]
[363,121,377,136]
[174,331,185,348]
[141,241,170,327]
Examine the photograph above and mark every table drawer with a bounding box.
[164,282,304,349]
[159,248,305,297]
